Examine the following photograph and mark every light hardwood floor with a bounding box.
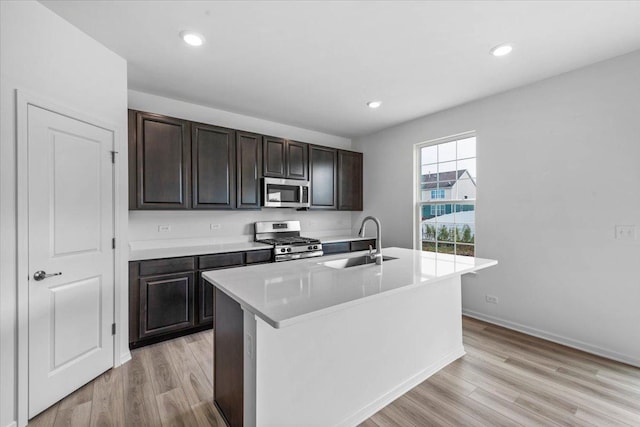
[28,316,640,426]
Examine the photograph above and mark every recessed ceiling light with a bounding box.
[490,43,513,57]
[367,101,382,109]
[180,31,205,47]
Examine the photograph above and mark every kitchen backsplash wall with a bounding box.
[129,210,353,242]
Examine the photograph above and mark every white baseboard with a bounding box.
[337,346,466,427]
[5,421,17,427]
[119,350,132,366]
[462,309,640,368]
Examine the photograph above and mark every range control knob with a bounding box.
[313,245,319,249]
[280,248,286,253]
[308,245,313,250]
[286,248,292,253]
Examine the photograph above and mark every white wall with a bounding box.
[129,90,352,150]
[0,2,128,426]
[128,91,354,243]
[353,50,640,366]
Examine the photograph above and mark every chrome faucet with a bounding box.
[358,216,382,265]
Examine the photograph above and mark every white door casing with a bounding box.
[26,104,115,418]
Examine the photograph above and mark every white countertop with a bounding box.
[129,234,373,261]
[318,235,375,244]
[203,247,497,329]
[129,238,272,261]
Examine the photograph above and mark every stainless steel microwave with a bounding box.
[262,177,310,208]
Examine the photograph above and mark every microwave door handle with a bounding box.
[300,185,304,203]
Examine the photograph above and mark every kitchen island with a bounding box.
[202,247,497,427]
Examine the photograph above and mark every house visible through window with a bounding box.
[417,134,476,256]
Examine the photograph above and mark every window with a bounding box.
[431,189,445,199]
[430,205,445,216]
[417,134,476,256]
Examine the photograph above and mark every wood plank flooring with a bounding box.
[28,317,640,426]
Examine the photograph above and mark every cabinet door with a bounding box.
[309,145,337,209]
[337,150,363,211]
[133,111,191,209]
[263,136,286,178]
[139,272,195,339]
[198,274,214,325]
[286,140,308,180]
[236,131,262,209]
[192,123,236,209]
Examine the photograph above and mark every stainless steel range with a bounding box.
[255,220,323,262]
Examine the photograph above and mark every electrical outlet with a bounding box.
[615,225,636,241]
[210,223,221,230]
[246,333,253,360]
[485,295,499,304]
[157,225,171,233]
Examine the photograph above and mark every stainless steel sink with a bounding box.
[320,255,397,269]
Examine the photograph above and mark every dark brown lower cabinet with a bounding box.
[139,272,195,339]
[322,239,376,255]
[130,249,273,349]
[214,287,244,427]
[350,239,377,252]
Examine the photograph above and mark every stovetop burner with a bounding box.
[254,220,323,262]
[257,236,321,246]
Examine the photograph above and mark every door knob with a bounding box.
[33,270,62,281]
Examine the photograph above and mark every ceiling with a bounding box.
[41,1,640,138]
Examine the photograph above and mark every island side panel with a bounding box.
[254,275,464,427]
[214,287,244,427]
[243,311,257,427]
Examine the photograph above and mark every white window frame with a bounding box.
[414,131,477,254]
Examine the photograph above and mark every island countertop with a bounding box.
[202,247,497,329]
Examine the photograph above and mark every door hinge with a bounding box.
[112,238,116,249]
[110,150,118,163]
[112,323,116,336]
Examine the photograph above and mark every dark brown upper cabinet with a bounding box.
[130,110,191,209]
[236,131,262,209]
[263,136,308,180]
[286,140,308,180]
[128,109,364,211]
[262,136,286,177]
[191,123,236,209]
[309,145,337,209]
[337,150,363,211]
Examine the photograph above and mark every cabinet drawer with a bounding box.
[245,249,273,264]
[351,239,376,252]
[199,252,244,270]
[322,242,350,255]
[139,257,195,276]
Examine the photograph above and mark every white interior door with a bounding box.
[27,104,115,418]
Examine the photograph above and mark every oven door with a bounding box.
[263,178,310,208]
